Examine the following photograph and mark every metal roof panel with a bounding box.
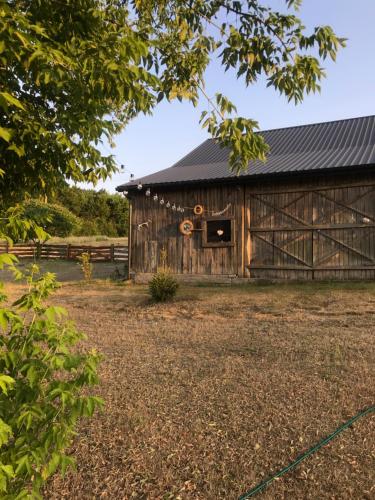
[117,115,375,190]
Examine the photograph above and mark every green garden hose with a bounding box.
[239,405,375,499]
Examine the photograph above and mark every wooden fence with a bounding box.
[0,242,128,263]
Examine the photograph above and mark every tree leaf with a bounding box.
[0,418,13,446]
[0,127,13,143]
[0,92,25,110]
[0,374,15,395]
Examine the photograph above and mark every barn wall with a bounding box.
[129,184,243,276]
[129,169,375,280]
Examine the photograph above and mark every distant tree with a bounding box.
[21,199,80,240]
[54,186,129,237]
[1,0,345,202]
[107,192,129,236]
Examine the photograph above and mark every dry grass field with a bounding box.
[5,280,375,499]
[0,236,128,247]
[48,235,128,246]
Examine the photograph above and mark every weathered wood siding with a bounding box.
[246,171,375,280]
[130,169,375,280]
[130,184,243,276]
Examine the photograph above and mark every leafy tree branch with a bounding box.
[0,0,345,199]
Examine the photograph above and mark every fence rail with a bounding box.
[0,242,128,262]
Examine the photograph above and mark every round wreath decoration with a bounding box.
[193,204,204,215]
[179,219,194,236]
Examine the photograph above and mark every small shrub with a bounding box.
[149,271,179,302]
[77,252,93,281]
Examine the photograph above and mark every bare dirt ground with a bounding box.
[0,259,127,282]
[6,280,375,499]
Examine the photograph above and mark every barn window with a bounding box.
[202,218,235,247]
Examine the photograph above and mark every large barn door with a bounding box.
[247,185,375,280]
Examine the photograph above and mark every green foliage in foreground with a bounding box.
[0,205,49,245]
[0,219,102,497]
[1,0,345,202]
[0,259,103,498]
[21,199,80,240]
[149,271,179,302]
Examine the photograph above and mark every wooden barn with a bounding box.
[117,116,375,282]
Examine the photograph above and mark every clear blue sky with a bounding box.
[94,0,375,193]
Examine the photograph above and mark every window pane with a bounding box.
[206,219,232,243]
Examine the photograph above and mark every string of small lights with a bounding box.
[123,182,186,213]
[123,181,231,216]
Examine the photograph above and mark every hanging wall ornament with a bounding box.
[172,203,176,211]
[145,188,151,196]
[123,190,128,197]
[166,201,171,208]
[137,219,152,230]
[212,203,231,216]
[179,219,194,236]
[153,194,158,201]
[137,183,143,190]
[160,198,165,205]
[193,204,204,215]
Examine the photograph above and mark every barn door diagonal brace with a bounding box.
[315,188,375,223]
[250,193,311,228]
[315,229,375,265]
[250,192,309,227]
[313,227,373,267]
[253,233,312,268]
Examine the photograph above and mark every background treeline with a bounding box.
[53,186,129,237]
[1,185,129,239]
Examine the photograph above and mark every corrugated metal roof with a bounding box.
[117,115,375,191]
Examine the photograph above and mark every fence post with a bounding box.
[110,244,115,262]
[66,244,71,260]
[36,242,41,259]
